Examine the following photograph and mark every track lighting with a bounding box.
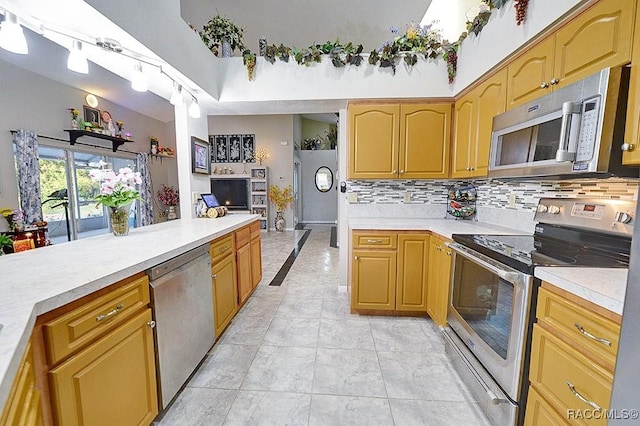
[67,40,88,74]
[131,61,147,92]
[0,12,28,54]
[188,97,201,118]
[170,83,183,106]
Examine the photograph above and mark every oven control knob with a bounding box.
[614,212,632,224]
[537,205,548,213]
[548,205,561,214]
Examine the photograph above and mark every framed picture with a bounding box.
[83,105,100,127]
[191,136,211,175]
[212,135,229,163]
[242,134,255,162]
[228,134,242,162]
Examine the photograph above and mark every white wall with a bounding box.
[299,150,337,223]
[0,60,177,226]
[207,115,295,229]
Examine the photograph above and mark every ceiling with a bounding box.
[180,0,434,54]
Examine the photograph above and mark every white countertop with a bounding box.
[0,214,259,410]
[348,218,527,239]
[535,267,628,316]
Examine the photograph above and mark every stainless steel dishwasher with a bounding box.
[147,244,215,409]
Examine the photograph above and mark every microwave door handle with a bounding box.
[556,101,582,162]
[449,243,522,284]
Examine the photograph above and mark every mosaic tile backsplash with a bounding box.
[347,178,639,213]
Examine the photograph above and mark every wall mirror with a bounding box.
[315,166,333,192]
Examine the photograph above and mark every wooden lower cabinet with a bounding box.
[236,242,252,305]
[250,235,262,289]
[426,236,452,326]
[351,249,397,310]
[396,234,429,311]
[0,341,43,426]
[49,309,158,426]
[525,386,569,426]
[212,252,238,337]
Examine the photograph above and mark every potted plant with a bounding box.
[157,184,179,220]
[199,14,246,57]
[0,233,12,255]
[268,185,293,231]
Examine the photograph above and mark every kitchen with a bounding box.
[1,0,640,424]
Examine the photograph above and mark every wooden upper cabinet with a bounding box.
[623,0,640,165]
[473,69,507,177]
[451,95,475,178]
[348,104,399,179]
[399,103,451,179]
[553,0,635,88]
[506,37,555,110]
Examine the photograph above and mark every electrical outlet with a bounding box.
[508,193,517,208]
[347,192,358,203]
[404,192,411,203]
[192,191,199,204]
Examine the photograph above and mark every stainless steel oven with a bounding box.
[443,198,635,426]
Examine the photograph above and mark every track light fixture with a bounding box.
[131,61,148,92]
[0,12,28,54]
[67,40,88,74]
[170,82,183,106]
[188,97,201,118]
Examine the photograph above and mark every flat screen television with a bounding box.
[210,179,249,210]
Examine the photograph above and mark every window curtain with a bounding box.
[137,152,154,226]
[14,130,43,224]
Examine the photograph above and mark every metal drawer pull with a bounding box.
[566,381,602,411]
[366,239,383,244]
[574,323,612,347]
[212,274,217,279]
[147,321,156,329]
[219,245,230,253]
[96,304,124,322]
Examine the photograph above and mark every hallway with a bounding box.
[156,225,490,425]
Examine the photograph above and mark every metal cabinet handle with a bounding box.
[400,170,405,173]
[621,143,635,152]
[354,256,359,260]
[392,170,398,174]
[540,82,549,89]
[566,381,602,411]
[219,245,230,253]
[147,321,156,329]
[366,239,383,244]
[550,78,559,85]
[436,246,442,251]
[446,251,452,256]
[96,304,124,322]
[574,323,611,347]
[212,274,217,279]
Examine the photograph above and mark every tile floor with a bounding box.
[155,225,491,426]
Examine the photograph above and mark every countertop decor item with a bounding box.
[89,160,142,236]
[157,184,179,220]
[198,14,246,57]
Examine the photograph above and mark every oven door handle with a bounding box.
[448,243,522,284]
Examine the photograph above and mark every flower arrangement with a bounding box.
[157,184,179,207]
[116,120,124,132]
[1,208,22,231]
[254,146,270,165]
[88,161,143,208]
[0,233,12,254]
[199,14,246,56]
[67,108,79,119]
[268,184,294,212]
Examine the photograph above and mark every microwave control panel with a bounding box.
[574,96,601,164]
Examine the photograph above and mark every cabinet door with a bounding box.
[472,69,507,177]
[427,238,443,324]
[524,386,569,426]
[437,245,453,326]
[351,249,396,310]
[623,0,640,165]
[236,243,252,305]
[399,103,451,179]
[213,254,238,337]
[506,37,555,110]
[1,341,43,426]
[451,95,475,178]
[553,0,635,88]
[49,309,158,426]
[250,236,262,289]
[348,104,399,179]
[396,234,429,312]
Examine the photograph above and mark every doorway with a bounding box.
[293,158,301,227]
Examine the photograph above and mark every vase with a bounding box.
[275,211,285,232]
[167,206,177,220]
[108,203,132,236]
[71,118,79,129]
[221,39,232,58]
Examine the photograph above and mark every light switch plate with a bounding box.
[404,192,411,203]
[192,191,199,204]
[347,192,358,203]
[508,193,516,207]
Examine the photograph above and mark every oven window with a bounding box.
[451,257,514,359]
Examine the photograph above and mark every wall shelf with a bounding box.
[64,130,134,152]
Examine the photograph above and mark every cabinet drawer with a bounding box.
[524,386,569,426]
[210,235,234,264]
[537,286,620,371]
[235,226,251,248]
[352,233,397,249]
[43,275,150,365]
[250,220,261,239]
[530,325,612,426]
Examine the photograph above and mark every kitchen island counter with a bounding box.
[0,214,259,411]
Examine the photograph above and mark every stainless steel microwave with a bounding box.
[488,67,638,179]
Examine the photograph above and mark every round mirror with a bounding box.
[315,166,333,193]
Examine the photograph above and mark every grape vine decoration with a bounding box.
[514,0,530,26]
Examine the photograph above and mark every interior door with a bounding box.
[293,159,301,226]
